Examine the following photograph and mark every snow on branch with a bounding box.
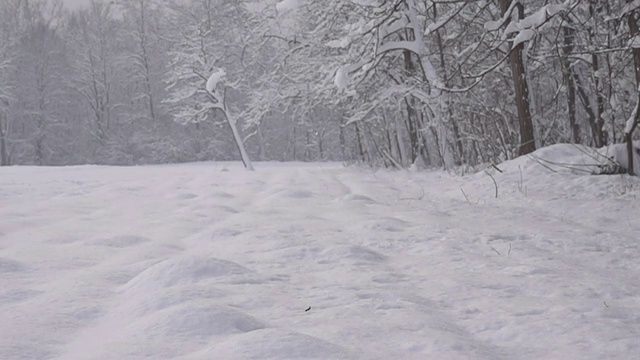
[424,3,466,37]
[621,0,640,17]
[334,66,349,91]
[206,69,226,92]
[503,4,565,39]
[485,3,568,48]
[276,0,304,12]
[484,1,519,32]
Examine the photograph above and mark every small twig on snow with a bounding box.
[490,246,501,255]
[460,188,474,205]
[484,170,499,198]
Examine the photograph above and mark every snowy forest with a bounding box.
[2,0,640,170]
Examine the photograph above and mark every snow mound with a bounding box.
[339,193,378,204]
[474,143,640,199]
[493,144,601,176]
[129,303,265,339]
[598,142,640,174]
[491,143,640,177]
[114,286,227,317]
[65,304,267,359]
[122,256,251,292]
[204,328,353,359]
[318,245,388,265]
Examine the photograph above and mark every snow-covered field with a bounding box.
[1,144,640,359]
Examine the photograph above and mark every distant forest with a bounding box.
[2,0,640,169]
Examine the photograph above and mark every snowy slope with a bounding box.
[1,145,639,359]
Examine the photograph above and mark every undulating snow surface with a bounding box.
[1,144,640,359]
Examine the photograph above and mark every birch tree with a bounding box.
[164,0,254,169]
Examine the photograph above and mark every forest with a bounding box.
[1,0,640,171]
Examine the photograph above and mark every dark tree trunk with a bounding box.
[500,0,536,156]
[562,23,580,143]
[354,122,365,162]
[626,3,640,175]
[403,48,420,163]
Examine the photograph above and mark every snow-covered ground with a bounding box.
[1,144,639,359]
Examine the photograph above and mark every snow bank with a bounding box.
[471,143,640,200]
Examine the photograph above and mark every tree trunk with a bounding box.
[257,121,266,161]
[225,111,254,171]
[0,113,8,166]
[339,114,346,160]
[588,2,608,147]
[392,110,409,167]
[433,3,463,165]
[500,0,536,156]
[626,3,640,175]
[561,22,580,143]
[403,47,420,163]
[354,122,366,162]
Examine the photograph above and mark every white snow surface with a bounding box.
[2,144,640,359]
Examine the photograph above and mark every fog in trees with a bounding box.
[3,0,640,169]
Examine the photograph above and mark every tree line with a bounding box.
[1,0,640,171]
